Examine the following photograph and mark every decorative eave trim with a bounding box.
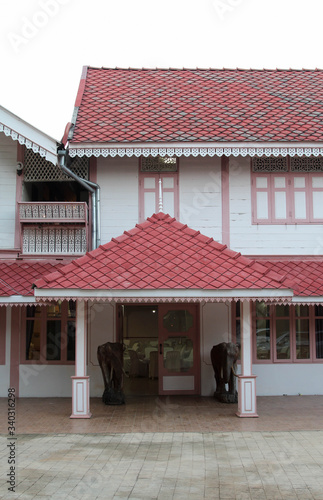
[0,296,35,306]
[0,106,58,165]
[292,296,323,304]
[0,122,57,165]
[34,288,293,303]
[68,143,323,159]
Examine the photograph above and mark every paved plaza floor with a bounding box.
[1,396,323,499]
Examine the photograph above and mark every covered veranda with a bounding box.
[33,213,295,419]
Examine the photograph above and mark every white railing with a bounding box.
[19,202,88,255]
[18,202,87,222]
[22,226,87,255]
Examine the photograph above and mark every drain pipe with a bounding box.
[57,149,101,250]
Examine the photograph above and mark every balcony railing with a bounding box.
[19,202,87,222]
[18,202,88,255]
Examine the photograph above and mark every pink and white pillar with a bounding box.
[236,300,258,417]
[70,300,91,418]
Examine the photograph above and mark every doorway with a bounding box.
[118,303,200,396]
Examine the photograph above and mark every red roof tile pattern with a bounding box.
[0,261,64,297]
[70,67,323,144]
[34,213,288,293]
[259,260,323,297]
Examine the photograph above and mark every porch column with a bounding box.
[70,300,91,418]
[236,300,258,417]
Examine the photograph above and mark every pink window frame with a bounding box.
[251,169,323,224]
[138,161,179,223]
[250,303,323,364]
[20,302,75,365]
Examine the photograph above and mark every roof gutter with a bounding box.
[57,148,101,250]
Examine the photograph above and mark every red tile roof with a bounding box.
[260,260,323,297]
[70,67,323,144]
[0,261,64,297]
[34,213,287,293]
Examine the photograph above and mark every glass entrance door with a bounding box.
[158,304,200,395]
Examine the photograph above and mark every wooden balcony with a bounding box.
[18,202,88,255]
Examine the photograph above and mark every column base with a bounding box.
[70,376,92,419]
[236,375,258,418]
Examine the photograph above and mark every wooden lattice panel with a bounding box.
[24,149,89,182]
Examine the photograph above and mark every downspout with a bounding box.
[57,149,101,250]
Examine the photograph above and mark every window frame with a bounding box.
[232,301,323,364]
[251,163,323,224]
[21,301,75,365]
[138,158,179,222]
[252,302,323,364]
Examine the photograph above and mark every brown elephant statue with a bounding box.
[97,341,126,405]
[210,342,239,403]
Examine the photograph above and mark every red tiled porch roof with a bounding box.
[260,260,323,297]
[0,261,64,297]
[70,67,323,144]
[34,213,288,294]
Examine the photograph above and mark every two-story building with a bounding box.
[1,68,323,418]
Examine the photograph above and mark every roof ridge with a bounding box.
[86,66,323,72]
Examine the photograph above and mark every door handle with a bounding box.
[160,343,162,355]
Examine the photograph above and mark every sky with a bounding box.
[1,0,323,141]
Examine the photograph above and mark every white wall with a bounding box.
[97,156,139,243]
[179,156,222,241]
[254,363,323,396]
[97,155,223,243]
[229,157,323,255]
[19,365,74,397]
[200,302,231,396]
[0,134,17,249]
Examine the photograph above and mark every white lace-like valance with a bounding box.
[0,122,56,164]
[69,146,323,159]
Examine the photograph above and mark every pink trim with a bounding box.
[252,170,323,224]
[249,255,323,261]
[158,303,200,396]
[249,303,323,364]
[61,122,72,148]
[74,66,88,107]
[15,144,24,249]
[138,164,179,222]
[88,157,97,251]
[20,303,76,365]
[89,156,97,183]
[221,157,230,247]
[10,307,20,396]
[0,308,6,365]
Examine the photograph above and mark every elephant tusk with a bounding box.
[231,365,239,378]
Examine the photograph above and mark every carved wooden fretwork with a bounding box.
[290,157,323,172]
[22,226,87,254]
[252,156,323,173]
[141,156,178,172]
[19,202,86,221]
[252,157,288,172]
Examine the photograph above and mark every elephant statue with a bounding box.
[97,342,126,405]
[210,342,239,403]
